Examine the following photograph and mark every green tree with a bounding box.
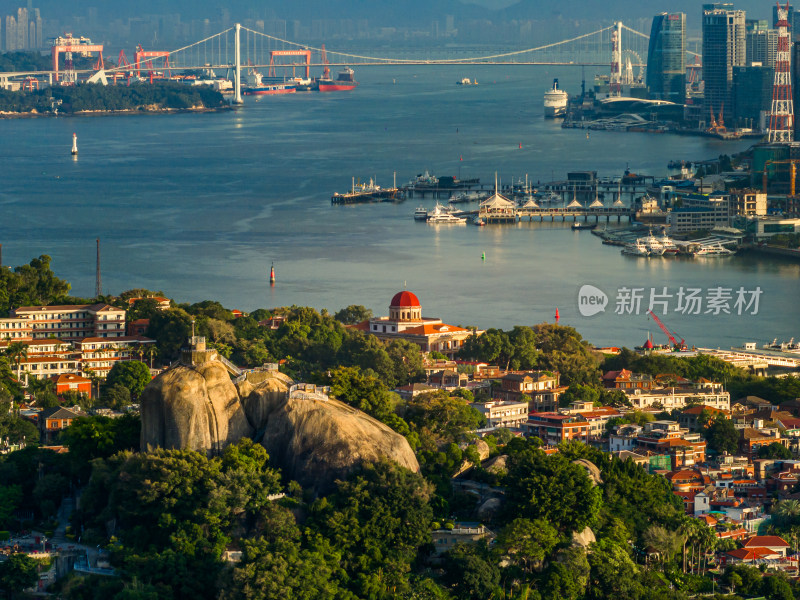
[105,361,151,399]
[404,390,484,446]
[495,517,559,573]
[758,442,792,460]
[33,473,69,518]
[330,366,394,421]
[0,552,39,598]
[145,308,193,360]
[62,414,141,480]
[533,323,601,385]
[704,416,739,455]
[505,449,601,534]
[334,305,373,325]
[102,383,132,409]
[586,539,642,600]
[441,543,499,600]
[0,485,22,528]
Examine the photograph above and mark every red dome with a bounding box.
[390,291,421,308]
[643,338,654,349]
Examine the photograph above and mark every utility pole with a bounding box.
[95,238,101,298]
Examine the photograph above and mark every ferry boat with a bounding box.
[621,239,652,257]
[693,243,735,257]
[543,78,568,118]
[318,67,358,92]
[414,206,428,221]
[426,203,466,224]
[407,170,439,189]
[659,232,680,254]
[640,231,665,256]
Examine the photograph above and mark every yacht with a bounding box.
[543,79,568,118]
[414,206,428,221]
[426,203,466,224]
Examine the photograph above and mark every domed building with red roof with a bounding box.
[351,290,483,357]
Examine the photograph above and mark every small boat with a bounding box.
[457,78,478,85]
[414,206,428,221]
[427,203,466,224]
[571,222,597,231]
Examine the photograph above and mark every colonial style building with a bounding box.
[5,303,127,341]
[493,371,566,412]
[354,291,482,357]
[470,400,529,429]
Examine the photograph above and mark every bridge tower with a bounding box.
[609,21,622,97]
[233,23,243,105]
[768,2,794,143]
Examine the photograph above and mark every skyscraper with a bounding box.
[702,4,746,123]
[746,19,778,68]
[646,12,686,103]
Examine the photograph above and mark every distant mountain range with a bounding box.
[0,0,776,30]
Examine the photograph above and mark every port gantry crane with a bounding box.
[646,310,687,351]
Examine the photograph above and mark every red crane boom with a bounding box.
[646,310,686,350]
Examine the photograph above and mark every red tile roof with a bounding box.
[402,323,468,335]
[743,536,790,549]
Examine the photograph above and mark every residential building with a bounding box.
[609,423,643,452]
[470,400,529,429]
[524,413,590,446]
[624,385,731,411]
[702,4,746,124]
[742,535,790,557]
[563,404,622,438]
[39,406,85,443]
[493,371,566,412]
[602,369,654,390]
[635,421,707,467]
[354,291,482,357]
[428,369,469,389]
[126,296,171,311]
[678,405,730,431]
[646,13,686,103]
[52,373,92,398]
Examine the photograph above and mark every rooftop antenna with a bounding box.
[95,238,101,298]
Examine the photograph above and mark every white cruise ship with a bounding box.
[543,79,568,118]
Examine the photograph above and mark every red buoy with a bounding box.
[555,308,560,322]
[269,262,275,286]
[519,142,522,149]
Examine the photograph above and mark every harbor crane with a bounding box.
[646,310,687,351]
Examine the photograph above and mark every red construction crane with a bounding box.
[646,310,687,351]
[320,44,330,80]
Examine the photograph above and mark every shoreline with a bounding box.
[0,105,234,119]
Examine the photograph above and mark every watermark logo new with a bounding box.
[578,284,608,317]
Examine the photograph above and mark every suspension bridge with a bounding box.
[0,21,702,103]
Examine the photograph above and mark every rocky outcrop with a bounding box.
[140,362,253,454]
[255,392,419,495]
[140,359,419,495]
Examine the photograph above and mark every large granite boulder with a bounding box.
[140,362,253,454]
[237,370,294,433]
[254,391,420,495]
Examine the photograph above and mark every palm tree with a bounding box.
[146,345,159,369]
[5,341,28,382]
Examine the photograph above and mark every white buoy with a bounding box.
[71,132,78,155]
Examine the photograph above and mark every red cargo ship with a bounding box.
[318,67,358,92]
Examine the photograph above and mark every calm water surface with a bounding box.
[0,65,798,348]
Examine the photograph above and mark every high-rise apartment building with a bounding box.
[702,3,746,123]
[646,12,686,103]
